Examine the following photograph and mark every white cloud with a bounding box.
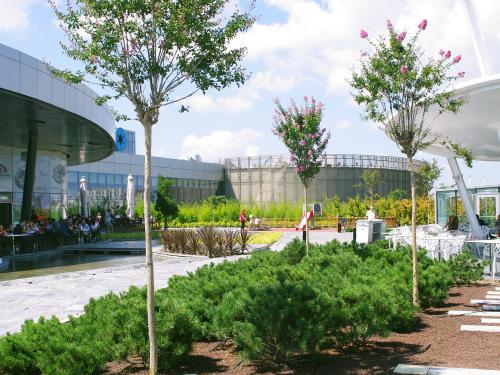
[180,128,262,161]
[233,0,500,99]
[333,118,352,129]
[187,93,253,113]
[0,0,38,31]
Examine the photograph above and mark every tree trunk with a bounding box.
[143,122,157,374]
[408,157,419,307]
[304,185,309,255]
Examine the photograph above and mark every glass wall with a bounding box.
[67,171,223,213]
[436,186,500,226]
[0,147,67,223]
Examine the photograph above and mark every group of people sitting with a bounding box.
[444,214,500,237]
[0,211,108,255]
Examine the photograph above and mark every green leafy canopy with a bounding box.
[350,19,471,164]
[49,0,255,123]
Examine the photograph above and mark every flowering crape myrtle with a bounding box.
[272,97,331,188]
[352,19,470,164]
[351,19,469,306]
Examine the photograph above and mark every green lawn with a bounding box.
[248,231,282,244]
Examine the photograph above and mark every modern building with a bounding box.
[224,154,417,204]
[0,43,114,226]
[67,133,224,213]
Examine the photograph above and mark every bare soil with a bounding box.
[105,281,500,374]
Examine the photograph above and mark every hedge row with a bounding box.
[0,241,482,374]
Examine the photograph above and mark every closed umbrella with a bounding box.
[126,174,135,219]
[80,176,88,217]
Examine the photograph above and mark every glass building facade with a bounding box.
[66,170,223,213]
[435,186,500,226]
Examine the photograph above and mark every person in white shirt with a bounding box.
[366,206,376,220]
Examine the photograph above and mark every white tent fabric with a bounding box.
[79,176,88,217]
[126,174,135,219]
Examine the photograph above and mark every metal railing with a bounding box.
[224,154,423,172]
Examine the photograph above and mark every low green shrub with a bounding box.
[233,270,332,364]
[0,287,195,374]
[0,239,457,372]
[448,248,486,285]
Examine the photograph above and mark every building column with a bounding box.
[447,157,482,238]
[21,130,38,221]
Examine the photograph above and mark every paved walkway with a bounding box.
[0,231,351,336]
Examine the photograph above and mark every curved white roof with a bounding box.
[0,43,115,166]
[425,73,500,161]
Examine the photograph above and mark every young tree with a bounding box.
[50,1,253,372]
[358,169,381,205]
[272,97,330,254]
[416,159,442,196]
[350,19,470,306]
[155,176,179,228]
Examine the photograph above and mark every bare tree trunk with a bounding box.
[143,122,157,374]
[408,157,419,307]
[304,185,309,255]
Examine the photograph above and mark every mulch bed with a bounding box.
[105,281,500,374]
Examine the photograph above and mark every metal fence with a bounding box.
[224,154,424,172]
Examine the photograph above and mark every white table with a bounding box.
[4,233,30,255]
[466,238,500,279]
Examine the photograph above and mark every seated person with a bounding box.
[444,215,459,231]
[13,222,24,234]
[476,214,486,226]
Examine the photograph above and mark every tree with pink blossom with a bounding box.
[350,19,471,307]
[272,97,330,253]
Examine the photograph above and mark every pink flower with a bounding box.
[418,19,427,30]
[444,50,451,58]
[386,19,393,29]
[396,31,406,42]
[290,154,295,161]
[400,65,408,74]
[304,95,309,102]
[439,49,445,56]
[307,150,313,157]
[458,71,465,77]
[300,140,307,146]
[360,29,368,39]
[453,54,461,63]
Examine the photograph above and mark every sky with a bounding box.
[1,0,500,188]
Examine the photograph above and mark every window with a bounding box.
[89,172,98,189]
[106,173,115,187]
[98,173,106,188]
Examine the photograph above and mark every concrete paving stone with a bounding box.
[461,324,500,332]
[395,364,500,375]
[471,299,500,305]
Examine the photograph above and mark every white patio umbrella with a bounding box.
[79,176,89,217]
[126,174,135,219]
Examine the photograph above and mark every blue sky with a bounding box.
[1,0,500,188]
